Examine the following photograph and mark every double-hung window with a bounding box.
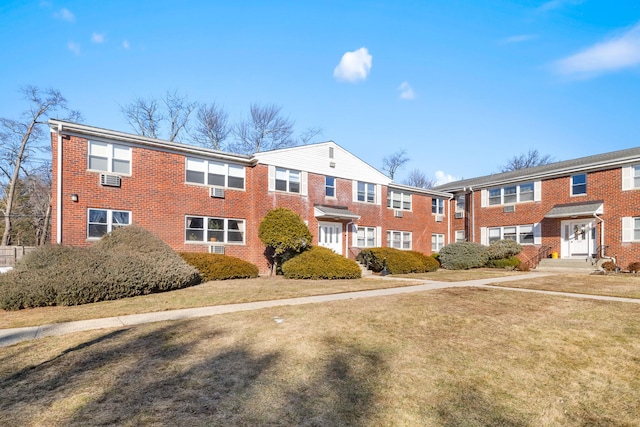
[487,182,536,205]
[431,234,445,252]
[356,226,376,247]
[488,188,501,206]
[357,181,375,203]
[325,176,336,197]
[185,216,245,244]
[636,218,640,241]
[276,168,300,193]
[87,208,131,238]
[186,158,245,189]
[488,224,535,245]
[455,230,465,243]
[635,166,640,188]
[455,194,465,212]
[387,191,412,210]
[387,230,411,249]
[432,198,444,215]
[571,174,587,195]
[88,141,131,174]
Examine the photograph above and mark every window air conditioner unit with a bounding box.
[209,244,225,254]
[455,212,465,219]
[394,209,403,218]
[100,174,121,187]
[210,187,225,198]
[503,205,515,213]
[435,214,444,222]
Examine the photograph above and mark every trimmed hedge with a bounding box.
[356,248,439,274]
[282,246,361,279]
[487,239,522,260]
[438,242,489,270]
[0,225,200,310]
[486,256,521,269]
[179,252,259,281]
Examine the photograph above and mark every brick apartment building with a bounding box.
[49,119,640,272]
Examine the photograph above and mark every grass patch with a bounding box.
[0,276,423,329]
[1,288,638,425]
[400,268,527,282]
[489,273,640,299]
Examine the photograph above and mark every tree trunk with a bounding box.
[39,200,52,246]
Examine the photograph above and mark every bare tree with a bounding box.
[402,169,435,189]
[121,91,196,142]
[382,149,410,180]
[0,86,80,245]
[230,103,296,154]
[500,149,554,172]
[191,102,230,150]
[299,126,324,145]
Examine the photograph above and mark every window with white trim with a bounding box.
[387,190,412,210]
[357,181,375,203]
[455,194,465,212]
[87,208,131,239]
[488,182,535,205]
[356,226,376,247]
[635,166,640,188]
[325,176,336,197]
[636,218,640,241]
[455,230,465,243]
[88,141,131,174]
[276,167,300,193]
[432,198,444,215]
[488,224,535,245]
[387,230,411,249]
[185,216,245,244]
[571,173,587,195]
[185,158,245,189]
[432,234,445,252]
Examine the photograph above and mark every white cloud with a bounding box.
[538,0,584,12]
[68,41,80,55]
[122,40,130,50]
[434,171,457,186]
[54,8,75,22]
[397,82,415,100]
[501,34,538,44]
[92,33,105,43]
[554,22,640,78]
[333,47,372,83]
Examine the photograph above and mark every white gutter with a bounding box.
[56,123,63,244]
[593,212,610,261]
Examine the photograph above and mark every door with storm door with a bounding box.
[561,220,595,258]
[318,222,342,255]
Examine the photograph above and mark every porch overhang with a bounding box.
[314,205,361,221]
[544,200,604,219]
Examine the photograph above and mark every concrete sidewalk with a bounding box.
[1,272,638,348]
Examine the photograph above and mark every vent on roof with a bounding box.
[455,212,465,219]
[100,174,121,187]
[435,214,444,222]
[503,205,515,213]
[329,161,336,168]
[209,244,225,254]
[394,209,403,218]
[210,187,225,198]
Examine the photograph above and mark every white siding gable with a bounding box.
[253,142,390,185]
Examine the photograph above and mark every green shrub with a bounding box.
[282,246,361,279]
[179,252,259,281]
[486,256,521,269]
[356,248,438,274]
[258,207,312,273]
[487,239,522,260]
[438,242,489,270]
[0,225,200,310]
[628,262,640,273]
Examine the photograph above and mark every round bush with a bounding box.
[487,239,523,260]
[356,248,438,274]
[282,246,361,279]
[628,262,640,273]
[438,242,489,270]
[179,252,259,281]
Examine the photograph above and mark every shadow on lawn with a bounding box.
[0,321,387,426]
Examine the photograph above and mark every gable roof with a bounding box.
[435,146,640,192]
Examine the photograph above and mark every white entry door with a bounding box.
[561,220,595,258]
[318,222,342,254]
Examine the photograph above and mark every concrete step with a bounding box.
[536,258,599,273]
[357,262,373,276]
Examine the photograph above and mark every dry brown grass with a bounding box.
[489,273,640,299]
[1,287,638,426]
[0,276,423,329]
[402,267,527,282]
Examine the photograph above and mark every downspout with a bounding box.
[56,123,63,244]
[469,186,475,243]
[446,193,453,244]
[593,212,612,262]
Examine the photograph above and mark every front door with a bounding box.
[318,222,342,254]
[561,220,595,258]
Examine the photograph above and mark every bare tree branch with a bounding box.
[191,102,230,150]
[402,169,435,189]
[164,91,197,142]
[121,97,163,138]
[230,103,296,154]
[299,126,324,145]
[382,149,410,180]
[500,149,554,172]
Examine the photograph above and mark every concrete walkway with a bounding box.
[1,272,638,348]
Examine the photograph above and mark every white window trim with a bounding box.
[622,165,640,191]
[87,208,131,239]
[387,230,412,250]
[455,194,465,212]
[185,157,246,190]
[455,230,466,243]
[387,190,412,211]
[355,225,378,248]
[481,223,541,245]
[268,165,308,195]
[185,216,246,245]
[432,233,445,252]
[432,198,445,215]
[88,140,132,175]
[483,181,540,207]
[571,173,587,196]
[353,181,378,204]
[325,176,336,198]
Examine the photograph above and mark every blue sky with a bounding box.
[1,0,640,184]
